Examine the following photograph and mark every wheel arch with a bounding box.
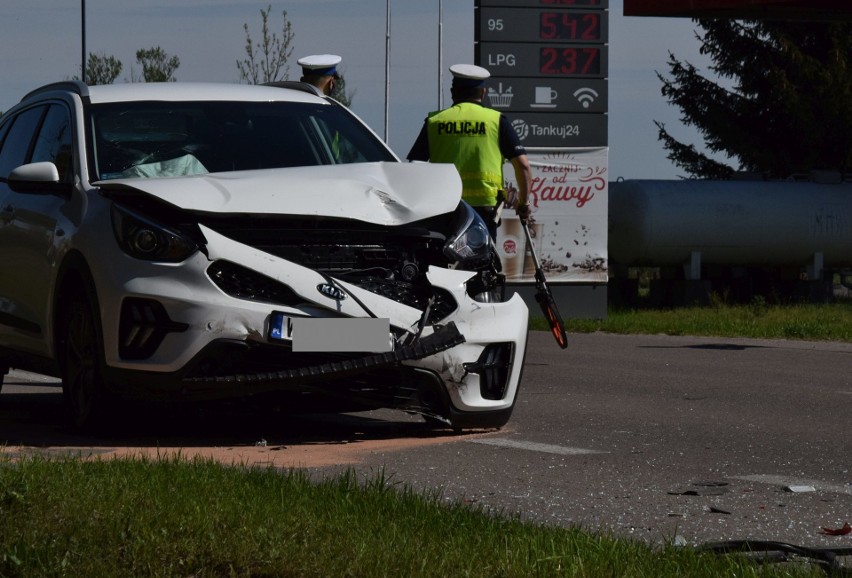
[52,250,102,366]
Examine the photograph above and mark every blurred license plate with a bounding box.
[269,312,391,353]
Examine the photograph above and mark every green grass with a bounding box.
[0,455,822,577]
[531,301,852,343]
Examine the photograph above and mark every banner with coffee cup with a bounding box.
[496,147,608,283]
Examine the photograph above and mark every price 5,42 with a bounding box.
[540,11,601,41]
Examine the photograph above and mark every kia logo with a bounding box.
[317,283,347,301]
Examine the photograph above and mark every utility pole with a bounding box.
[81,0,87,83]
[438,0,443,109]
[384,0,391,142]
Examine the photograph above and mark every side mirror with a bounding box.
[8,162,72,196]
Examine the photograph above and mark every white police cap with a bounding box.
[297,54,342,76]
[449,64,490,87]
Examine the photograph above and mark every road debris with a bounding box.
[820,522,851,536]
[668,481,730,496]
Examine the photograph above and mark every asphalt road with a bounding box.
[2,331,851,551]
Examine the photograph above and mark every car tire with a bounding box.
[59,286,113,432]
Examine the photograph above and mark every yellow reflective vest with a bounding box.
[426,102,503,207]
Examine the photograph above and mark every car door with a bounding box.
[0,103,75,356]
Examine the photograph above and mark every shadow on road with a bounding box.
[637,343,767,351]
[1,381,468,455]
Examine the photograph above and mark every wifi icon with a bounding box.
[573,87,599,109]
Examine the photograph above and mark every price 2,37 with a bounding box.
[539,46,601,76]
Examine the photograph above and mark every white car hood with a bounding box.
[100,161,463,226]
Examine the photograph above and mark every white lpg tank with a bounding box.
[609,179,852,268]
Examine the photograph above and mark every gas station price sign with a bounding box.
[479,8,608,43]
[480,0,607,6]
[475,0,608,147]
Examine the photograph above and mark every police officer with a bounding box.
[407,64,531,238]
[297,54,342,96]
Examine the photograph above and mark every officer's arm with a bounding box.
[406,123,430,161]
[497,114,531,218]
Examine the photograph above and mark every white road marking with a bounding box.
[734,474,852,496]
[470,438,605,455]
[7,369,60,385]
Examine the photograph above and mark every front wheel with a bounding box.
[60,288,113,431]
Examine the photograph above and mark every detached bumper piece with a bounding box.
[698,540,852,576]
[185,322,465,388]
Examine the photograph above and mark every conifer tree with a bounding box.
[656,19,852,179]
[330,73,355,107]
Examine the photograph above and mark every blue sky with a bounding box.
[0,0,715,179]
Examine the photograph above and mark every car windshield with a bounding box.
[90,100,396,180]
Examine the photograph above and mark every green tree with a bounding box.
[656,20,852,179]
[75,53,123,85]
[135,46,180,82]
[237,5,294,84]
[330,73,355,107]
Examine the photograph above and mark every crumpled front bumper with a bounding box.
[97,224,529,420]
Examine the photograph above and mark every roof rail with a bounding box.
[22,80,89,102]
[262,80,324,97]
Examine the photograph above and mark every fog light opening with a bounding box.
[464,343,514,401]
[119,298,188,360]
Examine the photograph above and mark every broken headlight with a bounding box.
[111,203,198,262]
[443,203,492,267]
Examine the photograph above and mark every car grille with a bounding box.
[204,217,458,322]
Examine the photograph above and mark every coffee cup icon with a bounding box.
[496,218,524,280]
[532,87,558,108]
[497,218,544,280]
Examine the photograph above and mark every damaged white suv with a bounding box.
[0,81,528,430]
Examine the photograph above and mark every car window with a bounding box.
[30,104,74,182]
[0,106,46,179]
[91,101,396,180]
[310,112,372,165]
